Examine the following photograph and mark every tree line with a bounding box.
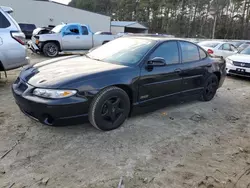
[69,0,250,39]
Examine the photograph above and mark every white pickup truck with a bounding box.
[28,23,116,57]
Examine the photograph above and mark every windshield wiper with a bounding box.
[84,54,102,62]
[84,54,91,59]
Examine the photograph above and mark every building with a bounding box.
[0,0,111,32]
[111,21,148,34]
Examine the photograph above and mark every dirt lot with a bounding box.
[0,53,250,188]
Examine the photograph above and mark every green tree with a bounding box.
[69,0,250,39]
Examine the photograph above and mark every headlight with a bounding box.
[226,58,233,65]
[33,88,77,99]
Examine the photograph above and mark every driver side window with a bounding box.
[149,41,179,64]
[64,25,80,35]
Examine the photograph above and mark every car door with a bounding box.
[61,25,82,50]
[178,41,208,96]
[78,25,92,50]
[138,41,183,104]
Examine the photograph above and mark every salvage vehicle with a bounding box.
[0,6,29,76]
[32,26,54,36]
[28,23,116,57]
[13,37,226,131]
[226,46,250,77]
[198,41,239,58]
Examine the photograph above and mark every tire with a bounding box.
[43,42,59,57]
[201,74,219,101]
[89,87,130,131]
[102,41,109,45]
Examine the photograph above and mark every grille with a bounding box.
[229,70,250,77]
[233,61,250,68]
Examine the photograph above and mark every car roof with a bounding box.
[124,36,195,43]
[198,41,225,44]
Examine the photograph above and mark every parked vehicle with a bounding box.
[95,31,113,35]
[19,23,36,39]
[198,41,238,58]
[226,47,250,77]
[28,23,116,57]
[238,42,250,52]
[13,37,226,131]
[0,6,29,73]
[230,41,246,48]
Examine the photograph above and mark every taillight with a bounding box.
[207,49,214,54]
[10,31,26,45]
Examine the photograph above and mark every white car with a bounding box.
[226,47,250,77]
[198,41,238,59]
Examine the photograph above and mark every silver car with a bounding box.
[0,6,29,73]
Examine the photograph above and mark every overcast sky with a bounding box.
[52,0,71,5]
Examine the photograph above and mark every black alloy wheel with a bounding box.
[101,97,124,123]
[201,74,219,101]
[89,87,130,131]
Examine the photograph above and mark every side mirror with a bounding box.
[147,57,166,67]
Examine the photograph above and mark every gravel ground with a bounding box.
[0,54,250,188]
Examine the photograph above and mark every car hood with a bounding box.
[228,54,250,63]
[37,33,59,40]
[20,55,131,88]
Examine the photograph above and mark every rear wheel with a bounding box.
[43,42,59,57]
[102,41,109,45]
[201,74,219,101]
[89,87,130,131]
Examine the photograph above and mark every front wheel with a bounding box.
[43,42,59,57]
[201,74,219,101]
[89,87,130,131]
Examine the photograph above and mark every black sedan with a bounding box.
[12,37,226,131]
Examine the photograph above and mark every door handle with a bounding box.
[174,68,182,73]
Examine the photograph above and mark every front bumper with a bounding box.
[12,78,90,126]
[226,63,250,77]
[27,40,40,53]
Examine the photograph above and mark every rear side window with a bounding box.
[180,41,200,63]
[220,43,231,51]
[150,41,179,64]
[199,48,207,59]
[0,12,10,28]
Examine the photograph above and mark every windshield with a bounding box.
[239,44,249,49]
[51,25,64,33]
[240,47,250,55]
[232,41,245,47]
[199,42,220,48]
[86,37,156,65]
